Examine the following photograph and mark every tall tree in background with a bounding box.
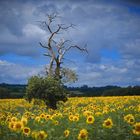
[39,13,88,81]
[26,13,87,109]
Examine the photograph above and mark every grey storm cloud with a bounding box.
[121,0,140,5]
[0,0,140,60]
[0,0,25,36]
[0,0,140,86]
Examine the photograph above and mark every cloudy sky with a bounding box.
[0,0,140,87]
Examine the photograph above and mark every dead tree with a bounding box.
[39,13,88,80]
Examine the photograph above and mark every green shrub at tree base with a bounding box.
[25,76,68,109]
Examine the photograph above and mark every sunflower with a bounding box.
[21,117,28,125]
[53,112,62,118]
[83,111,93,117]
[127,117,135,125]
[8,121,15,131]
[35,130,48,140]
[69,112,72,115]
[78,129,88,140]
[31,131,37,139]
[64,129,70,137]
[75,113,80,117]
[69,115,74,121]
[31,114,35,119]
[22,127,31,136]
[45,114,51,120]
[103,118,113,129]
[14,121,24,131]
[53,120,59,125]
[73,116,79,122]
[86,115,95,124]
[95,112,102,116]
[11,117,18,122]
[35,116,41,122]
[24,111,30,117]
[40,113,46,119]
[133,122,140,135]
[6,116,11,122]
[124,114,135,125]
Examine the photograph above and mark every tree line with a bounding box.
[67,85,140,97]
[0,83,140,99]
[0,83,26,99]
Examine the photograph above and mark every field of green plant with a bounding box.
[0,96,140,140]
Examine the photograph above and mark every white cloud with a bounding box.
[121,39,140,59]
[69,58,140,86]
[0,60,44,84]
[136,78,140,82]
[22,24,46,39]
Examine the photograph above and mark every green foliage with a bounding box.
[61,68,78,83]
[26,76,68,109]
[0,83,140,99]
[0,85,25,99]
[68,85,140,97]
[0,87,9,98]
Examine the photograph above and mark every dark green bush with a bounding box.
[26,76,68,109]
[0,87,10,98]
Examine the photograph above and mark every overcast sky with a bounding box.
[0,0,140,87]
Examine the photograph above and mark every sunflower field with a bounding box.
[0,96,140,140]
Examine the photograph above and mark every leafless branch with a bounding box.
[43,53,52,57]
[47,13,58,22]
[44,21,52,33]
[39,42,49,49]
[52,39,57,44]
[38,13,88,79]
[48,25,61,49]
[59,23,76,30]
[66,45,88,53]
[56,39,71,50]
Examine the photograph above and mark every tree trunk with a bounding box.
[47,58,54,76]
[55,59,61,80]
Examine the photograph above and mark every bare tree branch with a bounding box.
[47,13,58,22]
[59,23,76,30]
[43,53,52,57]
[39,42,49,49]
[39,13,88,80]
[52,39,57,45]
[66,45,88,53]
[56,39,71,52]
[44,21,52,33]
